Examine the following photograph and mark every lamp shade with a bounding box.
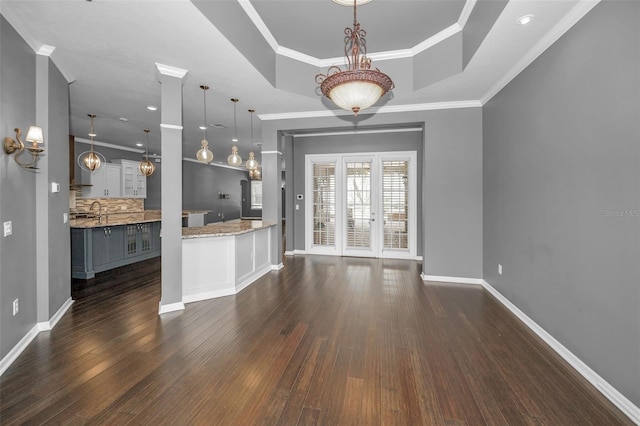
[196,139,214,163]
[245,151,259,170]
[321,70,393,115]
[332,0,372,5]
[139,159,155,176]
[227,145,242,167]
[25,126,44,144]
[82,151,101,172]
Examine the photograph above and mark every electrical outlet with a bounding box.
[13,299,19,316]
[498,264,503,275]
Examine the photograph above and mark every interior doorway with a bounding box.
[305,152,417,259]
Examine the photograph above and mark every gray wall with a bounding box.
[265,107,483,279]
[182,161,248,224]
[483,1,639,406]
[0,17,70,359]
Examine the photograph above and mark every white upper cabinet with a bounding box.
[81,164,122,198]
[112,159,147,198]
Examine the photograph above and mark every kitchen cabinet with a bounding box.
[125,222,154,258]
[81,164,121,198]
[71,221,161,279]
[112,159,146,198]
[92,225,125,268]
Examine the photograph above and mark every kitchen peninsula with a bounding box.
[70,209,211,279]
[182,219,277,303]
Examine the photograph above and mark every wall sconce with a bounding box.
[3,126,44,169]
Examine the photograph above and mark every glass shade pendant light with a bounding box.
[227,98,243,167]
[138,129,155,176]
[78,114,106,172]
[245,109,259,171]
[196,85,214,163]
[315,0,393,115]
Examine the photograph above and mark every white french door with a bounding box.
[306,151,417,259]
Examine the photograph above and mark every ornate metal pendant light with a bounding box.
[245,109,259,171]
[316,0,394,115]
[78,114,106,172]
[139,129,155,176]
[196,85,214,163]
[227,98,243,167]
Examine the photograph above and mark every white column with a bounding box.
[156,63,188,314]
[261,122,283,268]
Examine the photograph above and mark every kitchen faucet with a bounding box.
[89,201,103,224]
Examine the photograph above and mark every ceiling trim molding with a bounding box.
[258,100,482,121]
[183,157,249,171]
[241,0,469,67]
[261,150,283,156]
[290,127,423,138]
[237,0,279,52]
[410,23,461,56]
[458,0,478,28]
[480,0,601,105]
[75,137,144,154]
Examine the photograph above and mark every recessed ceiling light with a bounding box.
[146,105,158,111]
[136,143,144,147]
[199,126,207,130]
[517,15,534,25]
[118,117,129,122]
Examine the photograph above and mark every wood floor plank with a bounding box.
[0,256,633,425]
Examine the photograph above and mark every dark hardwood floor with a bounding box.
[1,256,632,425]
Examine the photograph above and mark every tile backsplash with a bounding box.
[71,189,144,214]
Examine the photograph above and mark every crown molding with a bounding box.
[458,0,478,28]
[75,137,144,154]
[258,100,482,121]
[289,127,422,138]
[480,0,601,105]
[242,0,469,68]
[237,0,279,52]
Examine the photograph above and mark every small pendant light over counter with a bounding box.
[138,129,155,176]
[227,98,243,167]
[196,85,214,163]
[245,109,259,171]
[78,114,106,172]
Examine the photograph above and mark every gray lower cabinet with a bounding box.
[71,221,162,279]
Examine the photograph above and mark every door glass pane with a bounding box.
[312,163,336,247]
[250,181,262,209]
[346,162,371,249]
[382,160,409,250]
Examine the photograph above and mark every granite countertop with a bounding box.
[70,211,164,228]
[182,219,277,239]
[69,209,203,228]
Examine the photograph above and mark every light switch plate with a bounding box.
[3,221,12,237]
[51,182,61,193]
[63,213,69,223]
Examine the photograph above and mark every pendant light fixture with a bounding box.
[315,0,394,115]
[227,98,243,167]
[245,109,259,171]
[138,129,155,176]
[78,114,106,172]
[196,85,214,163]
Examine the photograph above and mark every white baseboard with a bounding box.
[481,279,640,424]
[38,297,74,331]
[271,263,284,271]
[0,325,40,376]
[421,273,483,285]
[158,301,185,314]
[293,249,307,255]
[183,288,235,303]
[284,251,295,256]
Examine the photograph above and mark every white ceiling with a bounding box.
[1,0,595,165]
